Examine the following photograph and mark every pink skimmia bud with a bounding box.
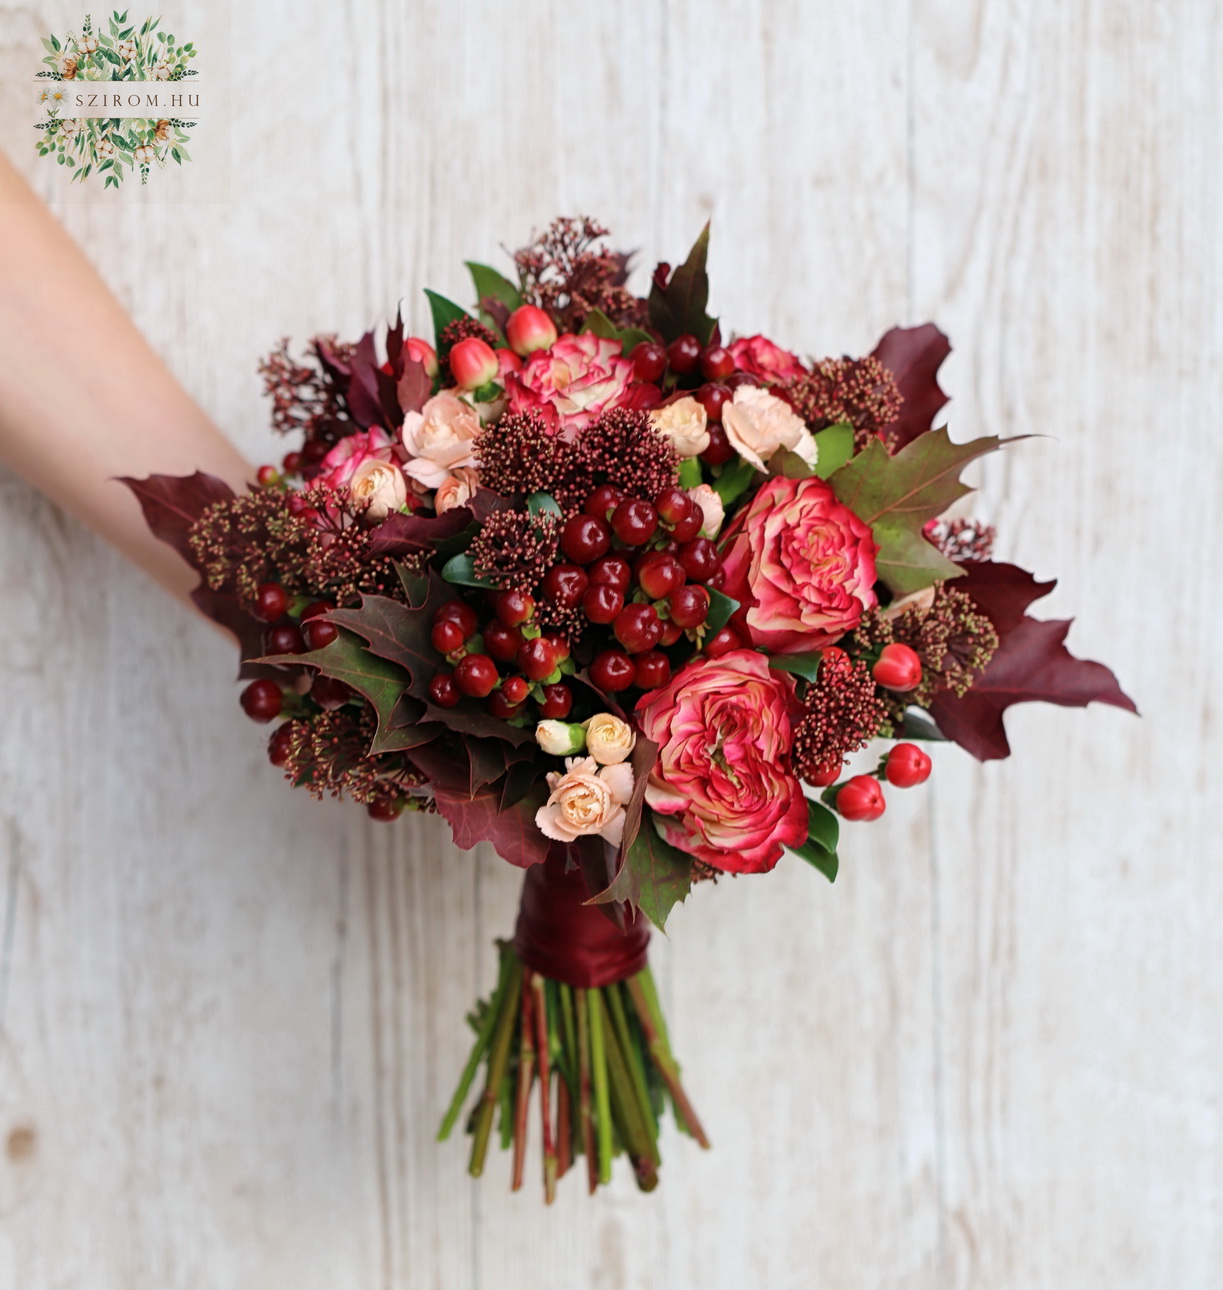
[506,304,558,357]
[404,336,439,378]
[449,337,499,391]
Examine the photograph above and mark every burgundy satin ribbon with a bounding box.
[513,845,650,988]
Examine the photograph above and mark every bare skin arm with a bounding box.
[0,151,251,602]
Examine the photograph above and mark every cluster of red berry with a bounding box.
[833,743,933,822]
[237,581,353,731]
[628,335,750,467]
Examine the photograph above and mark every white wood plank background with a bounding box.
[0,2,1215,1286]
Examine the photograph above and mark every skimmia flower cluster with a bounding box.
[126,218,1134,1203]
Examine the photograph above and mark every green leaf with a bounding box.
[441,552,495,589]
[806,798,839,854]
[466,261,522,314]
[792,839,839,882]
[526,491,562,522]
[712,455,759,505]
[647,222,717,345]
[768,651,824,683]
[593,811,693,931]
[829,428,1005,595]
[768,449,815,481]
[580,308,652,355]
[423,289,471,351]
[677,457,703,488]
[812,422,855,478]
[898,709,948,741]
[704,588,739,636]
[263,628,409,744]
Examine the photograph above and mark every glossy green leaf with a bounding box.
[526,491,562,522]
[703,588,739,636]
[424,289,471,352]
[712,455,759,505]
[581,308,653,354]
[465,261,522,312]
[767,652,824,683]
[812,422,855,478]
[441,552,495,589]
[592,811,693,931]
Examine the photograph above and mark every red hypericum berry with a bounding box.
[300,437,330,465]
[670,500,705,543]
[660,620,684,647]
[704,625,743,658]
[584,484,624,520]
[303,618,339,651]
[635,551,686,600]
[496,347,523,378]
[429,672,460,708]
[583,583,625,624]
[240,679,282,723]
[700,422,736,466]
[517,637,559,682]
[493,590,535,627]
[700,346,735,382]
[654,486,690,526]
[885,742,933,788]
[449,337,499,391]
[265,623,306,656]
[300,600,330,621]
[590,649,636,692]
[836,775,887,822]
[267,722,294,767]
[668,583,710,629]
[256,464,278,487]
[542,563,589,608]
[454,653,499,698]
[589,554,632,591]
[614,603,663,654]
[253,581,289,623]
[536,683,573,719]
[872,642,923,692]
[611,498,659,546]
[405,336,440,378]
[633,651,671,690]
[282,451,302,475]
[311,675,352,711]
[487,690,527,720]
[483,619,524,663]
[505,304,558,357]
[630,341,668,384]
[431,617,466,655]
[725,371,759,390]
[543,632,571,662]
[696,383,732,423]
[807,761,842,788]
[502,675,530,704]
[561,513,611,565]
[667,334,702,375]
[678,538,721,582]
[435,600,479,639]
[367,798,404,822]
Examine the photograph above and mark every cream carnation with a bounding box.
[535,756,635,847]
[721,386,818,473]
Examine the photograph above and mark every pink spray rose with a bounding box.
[400,392,482,490]
[506,333,634,433]
[635,650,809,874]
[719,475,878,654]
[727,335,806,385]
[317,428,395,491]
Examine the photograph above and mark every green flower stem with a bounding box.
[606,982,659,1147]
[531,975,559,1203]
[626,973,710,1149]
[586,988,614,1187]
[575,987,597,1193]
[438,945,511,1141]
[511,970,537,1191]
[468,956,522,1177]
[600,991,659,1189]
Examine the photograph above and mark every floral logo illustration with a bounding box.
[35,11,199,188]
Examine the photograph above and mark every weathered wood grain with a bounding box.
[0,0,1215,1286]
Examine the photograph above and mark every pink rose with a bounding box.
[349,458,408,522]
[720,475,878,654]
[434,466,481,514]
[318,429,395,491]
[536,756,635,847]
[728,335,806,385]
[635,650,808,874]
[401,392,482,490]
[506,333,634,433]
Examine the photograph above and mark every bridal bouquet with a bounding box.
[126,218,1133,1200]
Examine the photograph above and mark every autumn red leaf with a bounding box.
[871,323,951,451]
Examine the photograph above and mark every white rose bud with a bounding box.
[349,458,408,523]
[649,396,710,458]
[535,720,587,757]
[687,484,725,539]
[582,713,637,765]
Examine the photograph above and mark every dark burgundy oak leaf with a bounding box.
[929,616,1137,761]
[120,471,234,566]
[433,778,550,867]
[950,560,1058,634]
[871,323,951,451]
[396,356,432,418]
